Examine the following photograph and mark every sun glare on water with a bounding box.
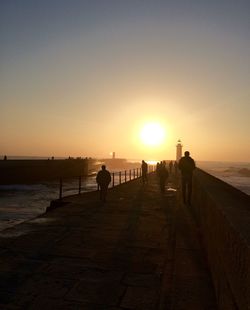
[140,122,166,147]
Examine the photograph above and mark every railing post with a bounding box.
[78,176,81,194]
[140,168,142,177]
[59,177,63,200]
[133,169,135,179]
[129,169,131,181]
[125,170,127,182]
[136,168,138,178]
[119,171,121,184]
[112,172,115,187]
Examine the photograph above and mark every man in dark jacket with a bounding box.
[178,151,196,204]
[141,160,148,184]
[96,165,111,202]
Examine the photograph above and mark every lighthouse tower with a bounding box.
[176,140,183,162]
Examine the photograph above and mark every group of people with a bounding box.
[155,152,196,202]
[156,161,169,193]
[96,151,196,204]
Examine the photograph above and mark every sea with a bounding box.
[197,161,250,195]
[0,157,249,232]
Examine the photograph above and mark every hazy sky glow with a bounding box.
[1,0,249,161]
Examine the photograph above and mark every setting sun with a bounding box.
[140,123,166,146]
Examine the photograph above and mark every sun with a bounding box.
[140,122,166,146]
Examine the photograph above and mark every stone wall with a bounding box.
[0,159,88,184]
[191,168,250,310]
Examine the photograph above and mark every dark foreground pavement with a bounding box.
[0,174,217,309]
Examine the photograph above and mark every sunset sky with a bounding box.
[1,0,249,162]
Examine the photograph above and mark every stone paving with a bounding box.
[0,174,217,309]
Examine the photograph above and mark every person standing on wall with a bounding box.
[178,151,196,204]
[96,165,111,202]
[141,160,148,185]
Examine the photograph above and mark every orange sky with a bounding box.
[1,1,249,162]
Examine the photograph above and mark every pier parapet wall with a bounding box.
[192,168,250,310]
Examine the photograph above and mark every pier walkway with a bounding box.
[0,173,216,309]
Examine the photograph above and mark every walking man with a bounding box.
[141,160,148,184]
[178,151,196,204]
[96,165,111,202]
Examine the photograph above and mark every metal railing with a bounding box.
[57,167,155,200]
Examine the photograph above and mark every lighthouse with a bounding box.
[176,140,182,162]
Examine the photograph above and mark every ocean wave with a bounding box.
[0,184,47,191]
[238,168,250,177]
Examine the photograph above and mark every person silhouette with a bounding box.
[158,161,169,193]
[141,160,148,184]
[178,151,196,204]
[174,161,178,176]
[169,160,173,175]
[96,165,111,202]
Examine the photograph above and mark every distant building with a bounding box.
[176,140,182,162]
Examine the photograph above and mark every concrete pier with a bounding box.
[0,173,216,309]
